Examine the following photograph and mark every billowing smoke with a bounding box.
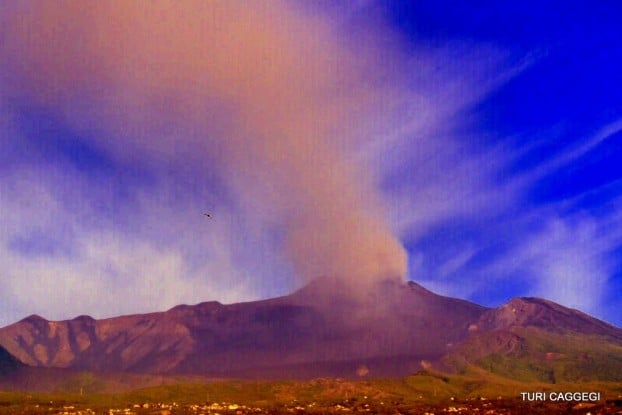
[0,1,407,287]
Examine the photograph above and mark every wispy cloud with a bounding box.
[385,112,622,323]
[480,208,622,316]
[0,165,258,324]
[0,1,620,328]
[351,30,622,324]
[510,118,622,188]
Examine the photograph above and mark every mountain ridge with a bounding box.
[0,278,620,380]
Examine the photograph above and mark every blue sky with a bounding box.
[0,1,621,327]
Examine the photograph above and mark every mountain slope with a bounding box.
[476,297,622,338]
[442,297,622,382]
[0,344,23,375]
[0,278,620,380]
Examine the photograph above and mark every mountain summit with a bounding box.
[0,278,620,381]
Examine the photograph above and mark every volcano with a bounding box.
[0,278,620,381]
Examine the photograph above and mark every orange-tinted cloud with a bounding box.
[1,1,406,285]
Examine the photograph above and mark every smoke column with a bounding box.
[0,1,407,286]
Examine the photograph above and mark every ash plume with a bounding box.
[0,1,407,287]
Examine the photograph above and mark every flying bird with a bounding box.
[203,213,212,219]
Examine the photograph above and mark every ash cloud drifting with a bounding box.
[1,1,407,286]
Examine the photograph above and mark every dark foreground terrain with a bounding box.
[0,396,621,415]
[1,371,621,414]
